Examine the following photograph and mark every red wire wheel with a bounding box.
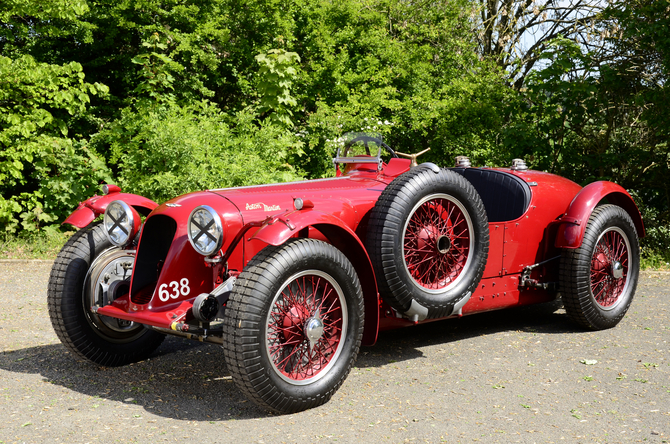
[265,270,348,384]
[366,166,489,320]
[222,238,363,413]
[560,204,640,330]
[590,227,630,309]
[402,193,473,293]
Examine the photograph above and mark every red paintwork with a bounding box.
[97,191,243,319]
[98,295,194,329]
[63,188,158,228]
[249,208,382,344]
[380,158,411,177]
[555,181,644,249]
[214,176,392,344]
[82,158,643,346]
[250,209,358,247]
[123,204,143,242]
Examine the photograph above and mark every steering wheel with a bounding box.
[341,135,398,159]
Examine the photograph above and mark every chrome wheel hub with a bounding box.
[85,248,141,335]
[305,315,324,348]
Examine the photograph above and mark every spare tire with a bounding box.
[366,164,489,320]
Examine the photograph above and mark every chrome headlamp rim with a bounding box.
[103,200,136,247]
[187,205,224,257]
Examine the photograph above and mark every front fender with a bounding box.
[555,181,645,249]
[63,190,158,228]
[251,209,381,346]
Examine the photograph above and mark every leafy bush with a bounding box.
[1,0,667,262]
[95,102,304,204]
[0,227,73,260]
[0,55,110,232]
[286,0,510,177]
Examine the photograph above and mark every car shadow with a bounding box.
[357,299,574,367]
[0,300,576,421]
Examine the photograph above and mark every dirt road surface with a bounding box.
[1,261,668,443]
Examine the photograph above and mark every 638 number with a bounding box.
[158,278,191,302]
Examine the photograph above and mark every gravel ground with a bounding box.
[0,261,668,444]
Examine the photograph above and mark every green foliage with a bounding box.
[291,0,509,176]
[0,55,107,142]
[502,37,599,175]
[0,0,91,58]
[0,226,73,260]
[601,0,670,244]
[640,251,670,271]
[0,54,111,232]
[504,29,669,258]
[95,102,303,204]
[0,0,667,258]
[131,33,181,103]
[0,0,88,23]
[3,0,508,179]
[256,49,301,127]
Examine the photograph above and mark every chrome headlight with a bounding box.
[103,200,140,247]
[188,205,224,256]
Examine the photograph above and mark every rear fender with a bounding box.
[555,181,645,249]
[63,189,158,228]
[251,209,380,346]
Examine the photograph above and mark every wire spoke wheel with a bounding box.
[366,166,488,319]
[223,238,363,413]
[590,227,630,310]
[403,194,473,292]
[560,205,640,330]
[266,271,347,384]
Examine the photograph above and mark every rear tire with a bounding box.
[559,205,640,330]
[48,222,165,366]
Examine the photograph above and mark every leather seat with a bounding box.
[452,168,531,222]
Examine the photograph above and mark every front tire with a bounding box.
[559,205,640,330]
[222,239,364,413]
[48,223,165,366]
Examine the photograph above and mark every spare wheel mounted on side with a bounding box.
[367,164,489,320]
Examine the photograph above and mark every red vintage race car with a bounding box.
[48,134,643,413]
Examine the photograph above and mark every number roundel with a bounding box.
[158,278,190,302]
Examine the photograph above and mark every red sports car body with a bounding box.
[49,135,643,413]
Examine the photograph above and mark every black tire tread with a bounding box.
[366,165,489,318]
[559,205,640,330]
[222,238,364,413]
[47,223,165,367]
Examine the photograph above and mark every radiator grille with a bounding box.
[132,284,156,305]
[130,215,177,305]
